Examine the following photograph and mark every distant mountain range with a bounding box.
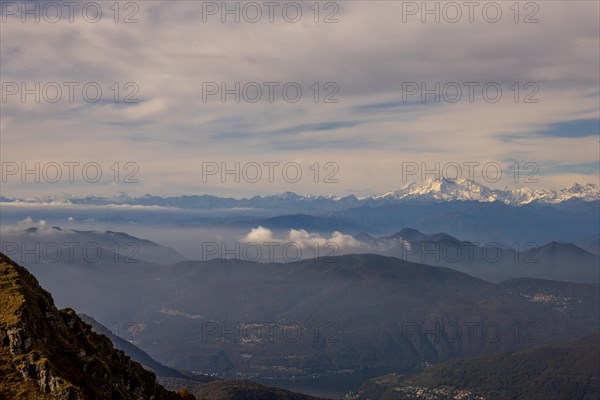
[2,179,598,210]
[0,225,187,266]
[351,228,600,284]
[330,200,599,243]
[365,179,599,206]
[16,251,600,386]
[3,225,597,284]
[3,179,598,244]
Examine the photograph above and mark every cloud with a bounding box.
[17,216,34,226]
[238,226,420,262]
[1,1,598,196]
[241,226,366,253]
[1,217,52,235]
[16,216,46,228]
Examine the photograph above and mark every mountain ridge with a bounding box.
[2,179,598,209]
[0,252,192,400]
[350,228,600,283]
[19,252,597,382]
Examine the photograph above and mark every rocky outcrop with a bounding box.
[0,252,193,400]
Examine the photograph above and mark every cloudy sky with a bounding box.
[1,0,599,198]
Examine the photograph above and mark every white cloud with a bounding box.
[17,216,34,226]
[241,226,366,253]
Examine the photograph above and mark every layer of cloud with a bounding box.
[1,1,598,197]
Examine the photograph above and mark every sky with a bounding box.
[1,0,599,198]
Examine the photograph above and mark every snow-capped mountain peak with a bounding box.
[381,178,599,205]
[1,179,598,209]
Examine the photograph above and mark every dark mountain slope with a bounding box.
[0,252,191,400]
[79,313,214,382]
[355,333,600,400]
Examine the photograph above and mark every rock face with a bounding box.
[0,252,193,400]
